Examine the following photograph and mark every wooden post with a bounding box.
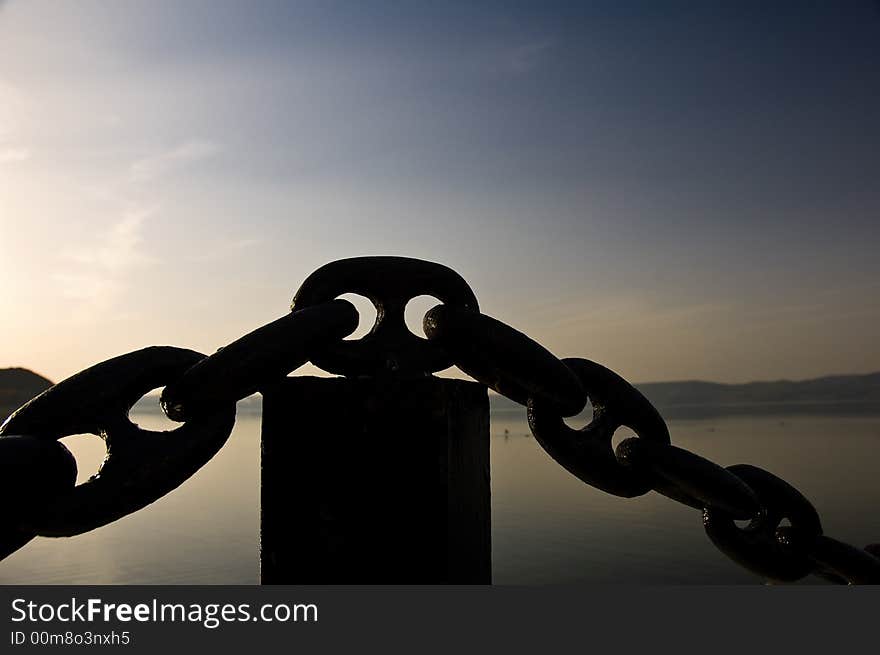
[260,375,490,584]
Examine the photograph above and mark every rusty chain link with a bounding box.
[1,256,878,584]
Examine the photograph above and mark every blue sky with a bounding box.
[1,1,878,384]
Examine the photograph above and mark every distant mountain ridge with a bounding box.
[4,367,880,422]
[0,368,53,419]
[636,372,880,408]
[490,371,880,418]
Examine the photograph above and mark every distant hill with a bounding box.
[5,367,880,423]
[637,373,880,407]
[490,372,880,418]
[0,368,53,420]
[0,367,264,421]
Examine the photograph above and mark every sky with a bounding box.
[1,1,878,386]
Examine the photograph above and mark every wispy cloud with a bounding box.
[510,292,733,351]
[55,207,158,319]
[129,139,222,183]
[542,296,731,333]
[66,208,155,269]
[51,138,221,318]
[0,146,30,164]
[188,237,263,263]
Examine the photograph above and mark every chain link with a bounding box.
[616,438,761,519]
[526,357,671,498]
[1,347,236,537]
[423,305,586,416]
[292,257,479,377]
[1,257,878,584]
[702,464,822,582]
[161,299,358,422]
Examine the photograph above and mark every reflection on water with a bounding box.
[1,410,878,584]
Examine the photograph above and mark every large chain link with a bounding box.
[2,256,878,584]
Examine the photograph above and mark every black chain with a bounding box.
[1,347,237,541]
[2,256,878,584]
[424,304,880,585]
[161,299,358,422]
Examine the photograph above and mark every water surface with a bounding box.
[2,410,878,584]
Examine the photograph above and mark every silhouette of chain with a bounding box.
[2,257,878,583]
[424,301,880,584]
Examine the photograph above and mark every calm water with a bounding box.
[2,409,879,584]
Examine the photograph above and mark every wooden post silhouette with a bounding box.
[260,375,490,584]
